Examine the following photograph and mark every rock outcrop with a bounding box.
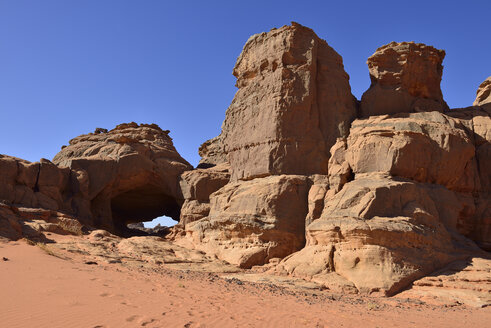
[52,123,192,231]
[177,24,490,294]
[276,104,491,294]
[0,123,193,235]
[198,136,227,168]
[0,155,89,217]
[276,174,481,295]
[474,76,491,107]
[0,23,489,303]
[0,202,84,242]
[200,22,357,180]
[360,42,448,117]
[179,163,230,226]
[398,257,491,307]
[446,106,491,249]
[342,112,478,192]
[179,175,310,268]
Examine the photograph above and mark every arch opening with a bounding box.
[110,184,180,234]
[143,216,177,228]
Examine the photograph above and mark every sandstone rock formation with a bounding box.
[445,106,491,250]
[275,103,491,294]
[0,123,193,235]
[179,163,230,226]
[0,202,84,242]
[275,174,481,295]
[0,155,89,216]
[341,112,478,192]
[0,23,489,303]
[52,123,192,232]
[199,22,357,180]
[360,42,448,117]
[177,24,490,295]
[179,175,310,268]
[398,257,491,307]
[474,76,491,106]
[198,136,227,168]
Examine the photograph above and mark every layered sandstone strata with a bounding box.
[180,25,490,290]
[0,124,192,234]
[276,173,485,295]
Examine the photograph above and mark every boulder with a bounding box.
[201,22,357,181]
[360,42,448,117]
[52,123,192,231]
[179,175,309,268]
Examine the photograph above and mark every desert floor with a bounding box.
[1,239,490,328]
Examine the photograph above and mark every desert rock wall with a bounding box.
[0,22,489,298]
[179,23,490,295]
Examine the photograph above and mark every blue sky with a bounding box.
[1,0,490,169]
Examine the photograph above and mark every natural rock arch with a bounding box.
[110,185,180,226]
[53,122,192,233]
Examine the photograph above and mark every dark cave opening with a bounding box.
[110,184,180,235]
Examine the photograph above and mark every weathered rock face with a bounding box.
[327,110,491,249]
[0,155,90,216]
[200,22,357,180]
[0,124,193,234]
[474,76,491,106]
[305,175,329,226]
[179,163,230,226]
[179,175,310,268]
[180,25,490,295]
[53,123,192,231]
[274,105,490,294]
[360,42,448,117]
[445,106,491,249]
[398,257,491,307]
[345,111,478,192]
[276,174,481,295]
[197,136,227,168]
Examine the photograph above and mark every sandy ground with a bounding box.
[1,239,490,328]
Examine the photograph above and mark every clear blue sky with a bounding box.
[1,0,490,167]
